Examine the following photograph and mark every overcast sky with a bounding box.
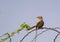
[0,0,60,42]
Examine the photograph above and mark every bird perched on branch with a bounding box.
[30,16,44,42]
[17,16,44,33]
[36,16,44,29]
[27,16,44,30]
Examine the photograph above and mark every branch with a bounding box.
[53,33,60,42]
[43,27,60,34]
[20,29,36,42]
[0,33,11,42]
[31,29,48,42]
[31,27,60,42]
[20,27,60,42]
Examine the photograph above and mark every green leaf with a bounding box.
[20,22,26,29]
[17,22,26,33]
[1,37,8,41]
[17,29,22,33]
[25,24,30,30]
[10,32,16,36]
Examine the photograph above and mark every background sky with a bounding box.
[0,0,60,42]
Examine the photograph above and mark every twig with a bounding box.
[0,33,11,42]
[20,27,60,42]
[7,33,11,42]
[54,33,60,42]
[20,29,36,42]
[35,27,37,42]
[44,28,60,33]
[31,27,60,42]
[31,29,48,42]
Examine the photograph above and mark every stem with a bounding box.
[54,33,60,42]
[20,27,60,42]
[20,29,36,42]
[31,29,48,42]
[0,33,11,42]
[31,28,60,42]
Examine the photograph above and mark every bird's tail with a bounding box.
[31,25,36,28]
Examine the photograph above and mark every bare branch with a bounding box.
[44,28,60,33]
[35,27,37,42]
[31,27,60,42]
[53,33,60,42]
[20,29,36,42]
[31,29,48,42]
[20,27,60,42]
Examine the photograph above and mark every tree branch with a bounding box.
[53,33,60,42]
[31,27,60,42]
[20,27,60,42]
[31,29,48,42]
[20,29,36,42]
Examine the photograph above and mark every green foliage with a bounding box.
[17,29,22,33]
[20,22,26,29]
[0,22,31,42]
[25,23,30,30]
[17,22,31,33]
[1,34,9,41]
[17,22,26,33]
[1,37,8,41]
[10,32,16,36]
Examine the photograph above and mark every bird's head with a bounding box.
[37,16,43,21]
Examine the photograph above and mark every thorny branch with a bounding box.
[20,27,60,42]
[0,33,11,42]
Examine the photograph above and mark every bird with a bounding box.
[35,16,44,42]
[36,16,44,29]
[27,16,44,30]
[18,16,44,34]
